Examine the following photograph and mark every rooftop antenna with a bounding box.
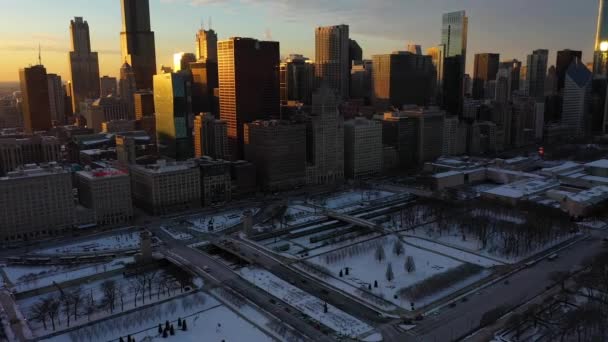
[200,18,204,30]
[38,43,42,65]
[209,16,212,30]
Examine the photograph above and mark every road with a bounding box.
[155,228,335,342]
[396,230,608,342]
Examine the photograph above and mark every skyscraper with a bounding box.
[154,71,193,160]
[120,0,157,90]
[427,45,445,103]
[556,50,582,92]
[47,74,66,125]
[20,65,52,133]
[596,0,608,51]
[119,62,137,117]
[372,51,435,109]
[217,37,280,160]
[196,28,218,63]
[173,52,197,72]
[562,60,592,137]
[100,76,118,97]
[349,39,363,65]
[315,25,350,99]
[473,53,500,99]
[407,44,422,55]
[68,17,100,114]
[526,49,549,99]
[441,11,468,115]
[194,113,228,160]
[280,55,315,105]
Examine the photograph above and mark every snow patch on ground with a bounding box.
[188,208,260,233]
[34,232,141,255]
[161,226,193,241]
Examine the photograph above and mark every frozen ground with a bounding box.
[283,204,325,226]
[305,236,467,310]
[39,292,275,342]
[401,236,503,267]
[2,258,133,293]
[577,220,608,230]
[34,232,141,255]
[188,208,260,233]
[240,267,374,338]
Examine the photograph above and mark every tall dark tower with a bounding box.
[556,50,582,92]
[69,17,100,114]
[20,65,52,133]
[472,53,499,99]
[120,0,157,90]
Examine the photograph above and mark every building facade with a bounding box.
[120,0,157,90]
[0,136,61,176]
[47,73,66,125]
[196,157,232,207]
[194,113,228,160]
[315,25,350,99]
[218,37,280,160]
[280,55,315,105]
[69,17,100,113]
[20,65,52,133]
[562,60,592,138]
[344,118,382,180]
[526,49,549,99]
[473,53,500,99]
[0,164,73,241]
[76,168,133,226]
[130,160,200,215]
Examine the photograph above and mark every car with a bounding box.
[548,254,559,261]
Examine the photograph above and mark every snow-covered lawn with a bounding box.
[34,232,141,255]
[283,204,325,226]
[161,226,193,241]
[401,236,503,267]
[21,269,187,338]
[188,208,260,233]
[2,258,133,293]
[304,236,475,310]
[239,267,374,338]
[577,220,608,230]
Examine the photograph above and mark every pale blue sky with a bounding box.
[0,0,599,81]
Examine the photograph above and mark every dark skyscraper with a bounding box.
[196,28,218,63]
[120,0,157,90]
[20,65,52,133]
[441,11,468,115]
[349,39,363,65]
[473,53,500,99]
[68,17,100,114]
[191,60,219,115]
[280,54,314,105]
[526,49,549,99]
[218,37,280,160]
[154,71,193,160]
[315,25,350,99]
[556,50,582,92]
[372,51,435,109]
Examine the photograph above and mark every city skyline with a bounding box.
[0,0,598,82]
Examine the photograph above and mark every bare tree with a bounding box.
[129,280,141,308]
[100,280,118,314]
[405,256,416,273]
[70,288,82,322]
[46,297,60,331]
[61,294,71,327]
[145,271,158,301]
[30,300,49,330]
[85,294,95,322]
[385,262,394,282]
[117,284,126,312]
[374,245,386,263]
[392,241,404,256]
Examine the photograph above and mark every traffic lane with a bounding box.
[410,237,605,341]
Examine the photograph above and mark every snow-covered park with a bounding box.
[34,231,141,255]
[161,226,193,241]
[239,267,374,338]
[188,208,260,233]
[40,291,274,342]
[303,235,485,310]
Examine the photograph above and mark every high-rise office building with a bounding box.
[194,113,228,160]
[307,86,344,185]
[196,157,232,207]
[315,25,350,98]
[191,59,219,115]
[19,65,52,133]
[218,37,280,160]
[154,71,193,160]
[83,96,131,133]
[594,0,608,76]
[562,60,592,138]
[0,136,61,176]
[0,164,74,241]
[407,44,422,55]
[349,39,363,65]
[120,0,157,90]
[134,90,154,120]
[68,17,100,114]
[100,76,118,97]
[344,118,382,180]
[47,74,66,125]
[556,50,582,92]
[280,54,315,105]
[76,168,133,226]
[196,28,218,63]
[545,66,558,96]
[244,120,307,191]
[173,52,197,72]
[119,62,137,116]
[372,51,435,109]
[473,53,500,99]
[427,45,445,103]
[526,49,549,99]
[350,60,372,103]
[441,11,468,115]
